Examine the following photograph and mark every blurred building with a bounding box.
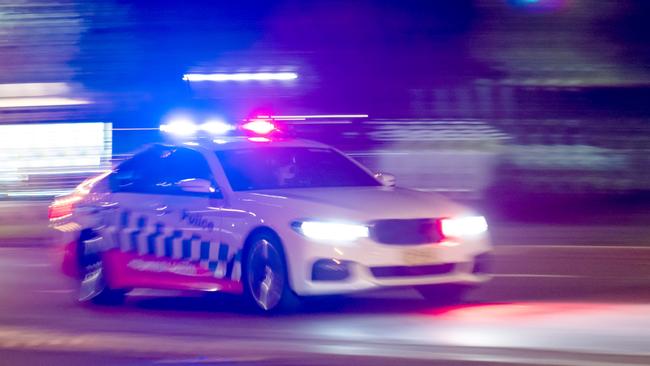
[1,0,649,198]
[0,1,112,197]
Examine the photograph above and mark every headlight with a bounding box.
[440,216,488,238]
[292,221,369,242]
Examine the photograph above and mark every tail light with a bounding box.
[48,171,109,221]
[48,195,83,221]
[439,216,488,238]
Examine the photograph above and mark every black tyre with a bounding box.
[243,232,300,313]
[416,284,470,305]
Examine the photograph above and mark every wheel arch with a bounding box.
[76,228,96,269]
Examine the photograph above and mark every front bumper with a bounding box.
[284,231,492,296]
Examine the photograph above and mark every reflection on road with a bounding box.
[1,247,650,365]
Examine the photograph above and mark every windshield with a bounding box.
[216,147,381,191]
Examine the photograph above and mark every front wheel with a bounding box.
[243,233,300,313]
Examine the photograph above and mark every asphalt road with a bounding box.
[1,246,650,366]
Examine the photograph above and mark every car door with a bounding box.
[103,146,226,284]
[104,146,170,259]
[156,147,227,278]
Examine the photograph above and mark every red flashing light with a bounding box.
[241,119,276,135]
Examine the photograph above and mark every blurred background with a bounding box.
[1,2,650,364]
[2,0,649,240]
[2,1,650,190]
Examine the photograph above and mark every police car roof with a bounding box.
[185,137,331,151]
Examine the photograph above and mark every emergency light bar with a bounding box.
[240,119,276,135]
[162,112,365,139]
[160,118,234,137]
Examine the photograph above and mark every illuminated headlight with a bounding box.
[292,221,369,242]
[440,216,488,238]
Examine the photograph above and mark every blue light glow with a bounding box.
[161,118,234,137]
[200,119,234,134]
[160,118,198,136]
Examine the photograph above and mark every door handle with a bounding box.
[89,201,118,215]
[153,205,171,216]
[100,202,119,210]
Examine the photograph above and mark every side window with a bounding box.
[157,148,219,197]
[110,148,163,194]
[111,146,218,197]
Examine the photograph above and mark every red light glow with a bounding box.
[248,137,271,143]
[48,195,83,220]
[241,119,276,135]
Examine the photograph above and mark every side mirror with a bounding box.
[177,178,218,195]
[374,172,396,187]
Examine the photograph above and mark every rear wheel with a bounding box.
[243,233,300,313]
[416,284,470,305]
[77,233,126,305]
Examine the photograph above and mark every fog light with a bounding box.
[472,253,492,274]
[312,259,351,281]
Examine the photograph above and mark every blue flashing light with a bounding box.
[160,117,235,137]
[160,118,198,137]
[201,119,234,134]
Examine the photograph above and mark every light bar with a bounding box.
[161,118,235,137]
[248,137,271,143]
[183,72,298,82]
[241,119,276,135]
[269,114,368,119]
[201,120,234,134]
[160,118,198,136]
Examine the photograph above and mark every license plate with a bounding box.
[402,246,438,266]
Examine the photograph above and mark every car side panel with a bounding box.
[103,249,243,293]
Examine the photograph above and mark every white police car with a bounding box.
[50,121,491,312]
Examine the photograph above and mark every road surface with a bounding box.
[1,246,650,365]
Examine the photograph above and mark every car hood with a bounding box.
[233,186,471,221]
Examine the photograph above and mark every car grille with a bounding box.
[370,263,455,278]
[369,218,443,245]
